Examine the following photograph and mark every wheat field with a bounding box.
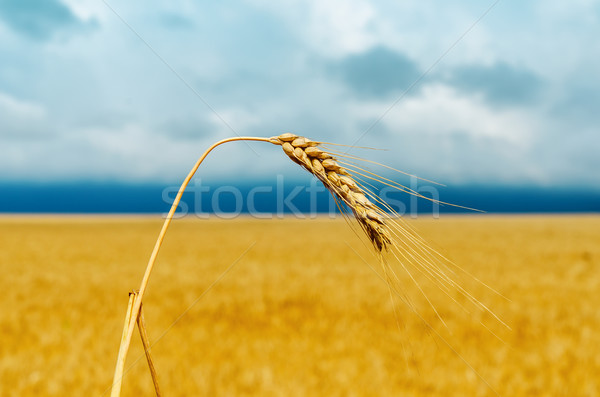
[0,214,598,396]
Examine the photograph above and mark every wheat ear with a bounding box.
[269,133,391,251]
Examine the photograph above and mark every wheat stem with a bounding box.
[110,136,272,397]
[136,300,162,396]
[112,292,136,396]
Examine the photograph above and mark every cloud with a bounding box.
[361,83,538,145]
[0,0,598,188]
[0,92,45,118]
[250,0,378,57]
[0,0,94,40]
[346,82,539,171]
[0,92,48,139]
[552,82,600,125]
[301,0,377,56]
[337,82,573,186]
[159,13,195,30]
[157,115,219,141]
[449,62,544,107]
[331,46,422,98]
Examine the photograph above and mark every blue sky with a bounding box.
[1,0,599,188]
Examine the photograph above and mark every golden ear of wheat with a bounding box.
[270,133,391,252]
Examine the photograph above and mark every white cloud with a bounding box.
[305,0,377,56]
[0,92,46,119]
[0,0,598,187]
[59,0,105,22]
[248,0,378,57]
[0,93,48,140]
[353,83,538,147]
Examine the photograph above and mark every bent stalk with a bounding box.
[110,137,272,397]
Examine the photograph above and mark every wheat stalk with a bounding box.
[110,134,504,396]
[110,136,271,396]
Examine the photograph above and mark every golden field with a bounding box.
[0,214,599,396]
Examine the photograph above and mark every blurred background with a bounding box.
[1,0,599,213]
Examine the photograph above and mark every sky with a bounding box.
[1,0,599,189]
